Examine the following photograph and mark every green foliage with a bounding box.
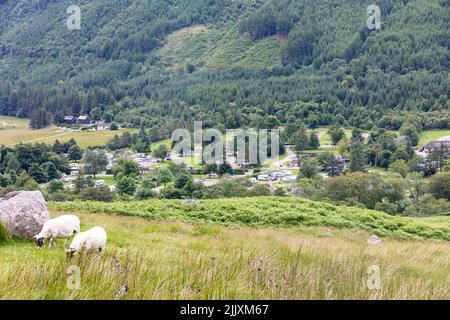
[155,167,173,187]
[329,126,346,146]
[152,144,169,160]
[113,159,139,179]
[404,194,450,216]
[47,180,64,194]
[349,141,367,172]
[389,160,410,178]
[429,172,450,201]
[274,187,287,196]
[326,173,390,210]
[135,177,157,200]
[0,222,8,246]
[174,171,193,189]
[247,185,272,197]
[5,155,20,175]
[82,150,108,177]
[79,186,115,202]
[0,174,12,188]
[299,159,318,179]
[49,197,450,241]
[308,132,320,150]
[239,0,299,39]
[29,108,51,129]
[67,145,83,161]
[116,177,136,196]
[281,20,319,66]
[293,126,309,155]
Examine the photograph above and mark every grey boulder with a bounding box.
[0,191,51,239]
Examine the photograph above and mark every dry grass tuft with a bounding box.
[0,212,448,300]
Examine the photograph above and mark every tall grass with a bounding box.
[0,213,448,300]
[0,222,8,245]
[50,197,450,241]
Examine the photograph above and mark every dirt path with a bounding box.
[273,146,298,169]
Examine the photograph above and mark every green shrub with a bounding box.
[49,197,450,241]
[0,222,9,245]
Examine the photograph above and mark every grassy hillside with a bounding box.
[0,116,138,147]
[158,24,283,69]
[0,211,448,299]
[50,197,450,241]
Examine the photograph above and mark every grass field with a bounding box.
[0,210,448,299]
[49,197,450,241]
[0,116,138,148]
[418,130,450,146]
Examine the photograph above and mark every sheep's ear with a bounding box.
[33,235,39,239]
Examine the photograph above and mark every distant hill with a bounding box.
[0,0,448,135]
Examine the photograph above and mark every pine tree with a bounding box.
[308,132,320,150]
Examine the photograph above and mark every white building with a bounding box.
[282,175,297,182]
[69,163,79,170]
[95,180,106,187]
[97,122,111,131]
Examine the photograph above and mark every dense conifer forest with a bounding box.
[0,0,448,135]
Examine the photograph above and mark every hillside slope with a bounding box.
[0,0,448,134]
[1,211,449,299]
[50,197,450,241]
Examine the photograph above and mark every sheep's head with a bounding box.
[34,235,44,248]
[66,249,76,258]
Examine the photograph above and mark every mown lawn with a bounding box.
[418,130,450,146]
[0,211,448,299]
[0,116,138,148]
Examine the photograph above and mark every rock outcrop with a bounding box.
[0,191,51,239]
[367,235,383,246]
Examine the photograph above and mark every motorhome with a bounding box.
[95,180,106,187]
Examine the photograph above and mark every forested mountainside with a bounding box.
[0,0,448,137]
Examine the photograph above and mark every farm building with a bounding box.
[64,116,76,124]
[77,115,91,125]
[420,141,450,153]
[97,122,111,131]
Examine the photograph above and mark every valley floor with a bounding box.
[0,211,448,300]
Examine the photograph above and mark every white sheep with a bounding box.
[67,226,107,257]
[34,215,80,249]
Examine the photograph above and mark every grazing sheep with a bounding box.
[34,215,80,249]
[67,226,107,257]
